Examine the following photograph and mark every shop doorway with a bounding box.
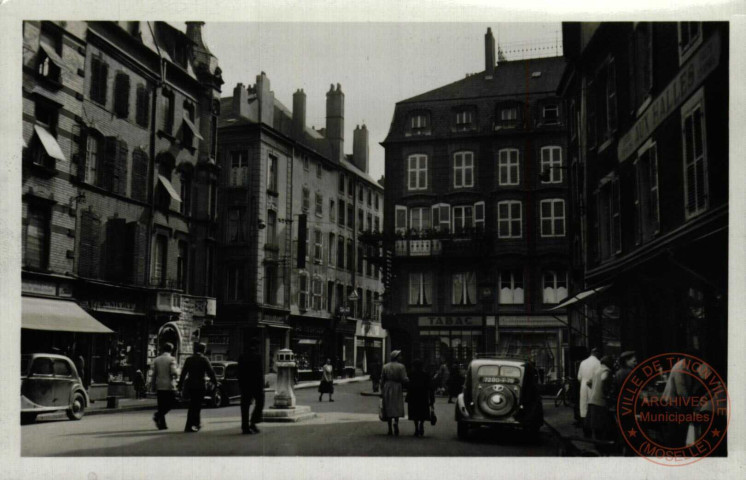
[158,323,182,363]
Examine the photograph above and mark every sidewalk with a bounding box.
[541,399,612,456]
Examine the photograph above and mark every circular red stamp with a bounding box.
[616,352,730,466]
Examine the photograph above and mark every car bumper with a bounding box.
[455,393,528,426]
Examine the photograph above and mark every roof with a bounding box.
[468,358,527,368]
[400,56,566,104]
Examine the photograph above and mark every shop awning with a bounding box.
[158,175,182,203]
[22,296,113,333]
[34,124,66,161]
[355,320,386,338]
[39,43,73,73]
[297,339,319,345]
[182,114,204,140]
[548,284,611,311]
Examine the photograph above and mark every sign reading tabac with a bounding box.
[617,31,720,162]
[418,316,479,327]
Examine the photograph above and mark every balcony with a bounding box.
[395,239,442,257]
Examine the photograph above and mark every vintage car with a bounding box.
[21,353,89,423]
[454,357,544,439]
[204,361,241,408]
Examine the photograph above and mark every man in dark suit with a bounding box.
[177,342,217,433]
[238,343,265,434]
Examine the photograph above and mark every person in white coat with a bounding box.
[577,347,601,437]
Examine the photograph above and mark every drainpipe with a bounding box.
[145,21,164,289]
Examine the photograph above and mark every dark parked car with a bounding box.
[21,353,89,423]
[454,357,544,439]
[204,361,241,408]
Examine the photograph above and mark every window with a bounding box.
[38,26,62,83]
[682,89,708,220]
[367,189,372,207]
[348,177,353,197]
[501,107,518,122]
[474,201,485,231]
[497,201,522,238]
[366,213,372,233]
[540,146,563,183]
[151,235,167,285]
[409,207,431,232]
[315,193,323,217]
[569,101,576,139]
[375,193,380,210]
[328,233,336,265]
[374,216,380,232]
[34,100,58,136]
[298,272,309,310]
[329,199,336,222]
[452,205,473,233]
[264,265,277,305]
[431,203,451,233]
[225,264,245,301]
[358,209,364,232]
[53,359,72,377]
[206,245,214,296]
[394,205,406,234]
[226,208,246,243]
[267,154,278,191]
[409,272,433,306]
[540,199,566,237]
[455,109,473,125]
[338,200,345,227]
[634,142,660,244]
[135,85,150,128]
[347,204,354,228]
[678,22,702,64]
[160,89,174,134]
[409,112,430,134]
[303,155,310,171]
[453,151,474,188]
[23,204,49,269]
[312,277,324,310]
[113,72,130,118]
[358,185,364,202]
[498,149,520,185]
[357,246,364,274]
[314,229,323,263]
[316,161,322,179]
[177,241,188,290]
[597,177,620,259]
[300,188,310,212]
[266,210,277,246]
[407,154,428,190]
[543,104,559,125]
[346,239,353,271]
[89,57,108,105]
[452,272,477,305]
[182,103,195,149]
[630,23,654,111]
[605,59,617,134]
[542,270,568,304]
[85,134,101,185]
[337,236,345,268]
[499,270,524,305]
[230,151,248,187]
[179,173,191,215]
[338,173,345,193]
[587,80,597,147]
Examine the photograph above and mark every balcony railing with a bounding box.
[395,239,442,257]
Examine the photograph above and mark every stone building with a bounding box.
[559,22,728,374]
[212,75,386,376]
[381,28,572,381]
[21,21,222,398]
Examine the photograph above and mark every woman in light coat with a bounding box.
[381,350,408,436]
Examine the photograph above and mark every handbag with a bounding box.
[379,398,388,422]
[429,406,437,426]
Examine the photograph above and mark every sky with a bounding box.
[201,22,562,181]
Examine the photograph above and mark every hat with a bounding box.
[590,347,600,355]
[390,350,402,361]
[619,351,636,361]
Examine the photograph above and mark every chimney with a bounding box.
[485,27,496,79]
[292,89,306,139]
[326,83,344,163]
[232,83,248,117]
[353,124,369,174]
[185,21,207,49]
[255,72,274,126]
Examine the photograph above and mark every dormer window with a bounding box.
[496,103,521,130]
[411,114,428,129]
[543,104,560,125]
[453,107,476,131]
[407,112,431,136]
[501,108,517,122]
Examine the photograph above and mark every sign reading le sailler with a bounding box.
[617,31,720,162]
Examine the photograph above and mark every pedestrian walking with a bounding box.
[612,351,637,396]
[133,369,146,399]
[238,344,265,434]
[447,363,463,403]
[577,347,601,437]
[586,355,615,443]
[177,342,217,433]
[661,352,697,447]
[433,359,450,395]
[150,342,178,430]
[369,355,381,393]
[407,359,435,437]
[318,358,335,402]
[381,350,408,436]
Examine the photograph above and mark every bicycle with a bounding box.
[554,376,571,407]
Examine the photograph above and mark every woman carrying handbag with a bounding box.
[406,359,435,437]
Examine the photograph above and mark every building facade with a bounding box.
[559,22,728,374]
[381,29,573,381]
[213,75,386,375]
[21,21,222,398]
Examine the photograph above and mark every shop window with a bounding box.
[497,200,522,238]
[408,272,432,306]
[540,199,566,237]
[542,270,568,304]
[498,149,520,185]
[453,151,474,188]
[452,272,476,305]
[499,270,524,305]
[681,89,708,220]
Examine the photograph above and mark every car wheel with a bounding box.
[457,420,469,440]
[211,389,224,408]
[66,391,86,420]
[21,413,37,425]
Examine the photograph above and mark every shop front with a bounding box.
[416,315,496,371]
[497,315,566,384]
[353,320,387,375]
[288,317,327,381]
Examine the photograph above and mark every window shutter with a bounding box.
[114,73,130,118]
[77,130,88,180]
[131,149,148,202]
[115,139,129,196]
[136,86,150,127]
[126,221,147,285]
[102,136,117,191]
[78,210,100,278]
[105,217,127,282]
